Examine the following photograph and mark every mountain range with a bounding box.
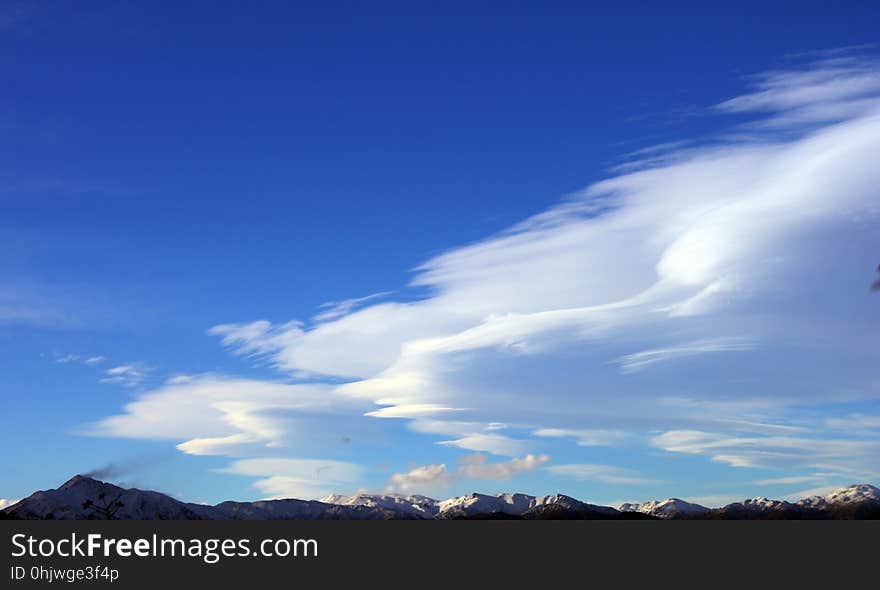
[2,475,879,520]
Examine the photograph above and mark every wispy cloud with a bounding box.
[824,414,880,433]
[753,474,831,486]
[86,374,383,474]
[314,292,393,322]
[614,337,756,373]
[99,364,150,387]
[533,428,629,447]
[55,353,106,366]
[438,433,528,457]
[650,430,880,479]
[717,56,880,129]
[365,404,463,419]
[547,464,658,485]
[221,458,364,500]
[208,320,305,361]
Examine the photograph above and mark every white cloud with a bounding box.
[613,337,756,373]
[208,320,306,364]
[314,77,879,464]
[533,428,629,447]
[401,420,529,457]
[87,374,371,457]
[99,364,150,387]
[210,305,465,379]
[438,433,528,457]
[456,453,550,480]
[650,430,880,478]
[386,453,551,494]
[753,475,830,486]
[94,54,880,493]
[824,414,880,433]
[387,464,450,493]
[365,404,463,419]
[221,458,364,500]
[0,498,17,510]
[717,57,880,126]
[547,464,657,485]
[54,353,107,367]
[314,291,393,322]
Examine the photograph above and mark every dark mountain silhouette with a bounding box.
[3,476,878,520]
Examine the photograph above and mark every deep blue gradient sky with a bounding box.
[2,1,879,507]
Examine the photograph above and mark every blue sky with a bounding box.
[1,1,879,509]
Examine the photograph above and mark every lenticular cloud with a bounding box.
[96,55,880,489]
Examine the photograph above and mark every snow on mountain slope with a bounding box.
[526,494,625,519]
[739,497,793,511]
[4,475,879,520]
[618,498,709,519]
[4,476,410,520]
[709,497,805,520]
[4,475,204,520]
[321,493,439,518]
[436,492,620,519]
[437,493,534,517]
[797,484,880,509]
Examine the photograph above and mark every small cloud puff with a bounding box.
[99,364,150,387]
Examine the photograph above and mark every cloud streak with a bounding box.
[547,464,658,485]
[314,292,393,322]
[650,430,880,478]
[99,364,150,387]
[221,458,364,500]
[613,337,756,373]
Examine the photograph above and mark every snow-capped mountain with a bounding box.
[320,491,621,519]
[619,498,710,519]
[436,493,537,518]
[435,492,625,519]
[2,476,400,521]
[711,497,803,520]
[797,484,880,509]
[3,475,204,520]
[321,493,440,518]
[3,476,878,520]
[522,494,630,519]
[795,484,880,519]
[320,491,630,519]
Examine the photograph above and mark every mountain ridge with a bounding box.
[3,476,878,520]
